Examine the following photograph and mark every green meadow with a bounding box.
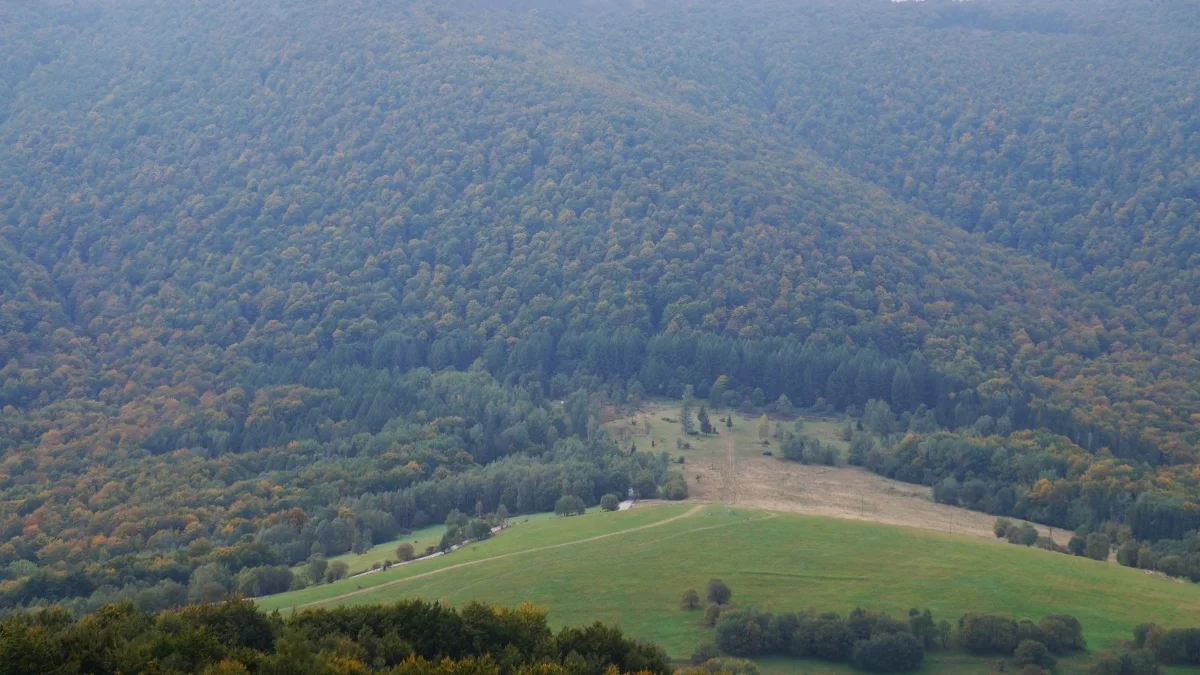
[261,505,1200,672]
[603,401,849,461]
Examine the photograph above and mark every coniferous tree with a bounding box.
[698,407,714,435]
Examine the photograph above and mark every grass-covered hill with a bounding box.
[259,505,1200,672]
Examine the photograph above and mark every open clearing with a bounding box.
[684,455,1069,543]
[607,402,1068,544]
[260,504,1200,673]
[605,401,848,462]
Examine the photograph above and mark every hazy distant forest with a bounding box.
[0,0,1198,611]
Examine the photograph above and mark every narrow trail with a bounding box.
[437,510,778,603]
[721,436,741,505]
[291,505,703,610]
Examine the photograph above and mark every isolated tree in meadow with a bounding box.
[395,543,415,562]
[725,414,733,429]
[791,417,804,435]
[757,415,770,442]
[325,561,349,583]
[662,477,689,500]
[307,556,328,585]
[681,588,700,610]
[994,518,1013,539]
[600,494,621,511]
[555,495,586,516]
[698,406,714,435]
[707,578,732,605]
[681,392,696,435]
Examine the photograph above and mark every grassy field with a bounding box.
[260,504,1200,673]
[296,512,561,577]
[604,400,848,462]
[262,505,691,610]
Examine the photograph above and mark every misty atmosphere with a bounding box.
[0,0,1198,672]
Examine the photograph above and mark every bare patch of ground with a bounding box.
[683,455,1070,546]
[614,399,1069,546]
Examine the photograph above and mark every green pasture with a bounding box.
[261,504,1200,672]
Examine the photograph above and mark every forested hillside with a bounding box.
[0,0,1198,611]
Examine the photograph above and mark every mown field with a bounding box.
[260,504,1200,673]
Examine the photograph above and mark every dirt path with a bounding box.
[685,454,1069,546]
[291,505,704,609]
[437,510,778,604]
[720,436,741,505]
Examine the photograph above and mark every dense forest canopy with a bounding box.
[0,597,674,674]
[0,0,1198,609]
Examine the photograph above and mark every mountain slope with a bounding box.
[0,0,1198,610]
[0,0,1100,454]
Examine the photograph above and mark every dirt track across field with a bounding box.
[291,505,704,609]
[720,436,741,505]
[684,455,1069,545]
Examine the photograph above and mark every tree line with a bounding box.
[681,580,1084,673]
[0,368,684,613]
[0,597,670,675]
